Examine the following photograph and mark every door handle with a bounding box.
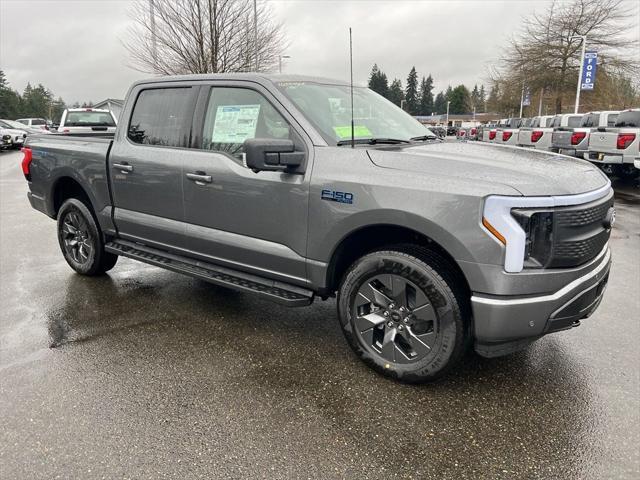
[186,172,212,185]
[113,163,134,173]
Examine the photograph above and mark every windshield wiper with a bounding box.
[337,137,411,146]
[410,135,439,141]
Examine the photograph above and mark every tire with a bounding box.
[57,198,118,276]
[337,245,469,383]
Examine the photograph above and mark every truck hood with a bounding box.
[367,141,608,196]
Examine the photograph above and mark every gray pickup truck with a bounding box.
[23,74,614,382]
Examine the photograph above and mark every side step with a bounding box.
[105,239,314,307]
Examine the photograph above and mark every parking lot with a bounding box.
[0,147,638,478]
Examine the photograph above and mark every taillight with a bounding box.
[62,129,70,133]
[471,128,477,135]
[21,147,33,179]
[571,132,587,145]
[489,130,496,140]
[617,133,636,149]
[502,131,513,141]
[531,130,543,143]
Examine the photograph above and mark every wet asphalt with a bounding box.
[0,148,638,479]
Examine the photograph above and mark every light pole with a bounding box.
[400,99,406,111]
[571,34,587,114]
[253,0,258,71]
[446,101,451,130]
[278,55,290,74]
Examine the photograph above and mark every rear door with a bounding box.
[108,84,198,251]
[180,82,312,285]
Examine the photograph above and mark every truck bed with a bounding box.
[25,134,113,225]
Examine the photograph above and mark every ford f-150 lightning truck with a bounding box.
[23,74,614,382]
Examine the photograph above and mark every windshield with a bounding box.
[276,81,434,144]
[580,114,599,127]
[65,111,116,127]
[1,119,29,129]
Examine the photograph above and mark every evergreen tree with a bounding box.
[434,91,447,114]
[419,75,434,116]
[368,64,389,98]
[470,84,481,112]
[477,85,486,113]
[404,66,419,114]
[388,78,404,107]
[21,83,53,118]
[0,70,21,118]
[448,85,472,114]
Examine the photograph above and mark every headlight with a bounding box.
[510,209,554,268]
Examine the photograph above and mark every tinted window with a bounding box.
[128,88,193,147]
[65,111,115,127]
[614,111,640,128]
[580,114,599,127]
[551,116,561,127]
[567,115,582,127]
[606,113,618,127]
[201,87,291,157]
[31,119,45,125]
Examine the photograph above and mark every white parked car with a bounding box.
[15,117,50,131]
[550,111,619,159]
[587,108,640,178]
[0,122,28,149]
[58,108,117,135]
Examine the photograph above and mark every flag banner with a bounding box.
[581,51,598,91]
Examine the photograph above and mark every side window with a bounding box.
[201,87,291,157]
[128,88,193,147]
[607,114,618,127]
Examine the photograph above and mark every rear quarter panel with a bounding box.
[26,135,114,231]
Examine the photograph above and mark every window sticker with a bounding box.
[212,104,261,143]
[333,125,372,139]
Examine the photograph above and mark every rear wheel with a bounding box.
[337,246,468,383]
[57,198,118,275]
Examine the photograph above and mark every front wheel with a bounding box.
[57,198,118,276]
[337,247,469,383]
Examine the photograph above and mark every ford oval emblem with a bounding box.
[603,207,616,229]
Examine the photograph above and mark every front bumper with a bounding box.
[472,247,611,357]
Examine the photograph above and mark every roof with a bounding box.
[93,98,124,108]
[132,73,353,88]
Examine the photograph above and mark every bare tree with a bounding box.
[123,0,286,75]
[491,0,638,114]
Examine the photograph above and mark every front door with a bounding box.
[109,85,198,251]
[181,84,311,286]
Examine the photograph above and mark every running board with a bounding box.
[105,240,314,307]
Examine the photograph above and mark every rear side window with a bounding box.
[580,114,599,128]
[31,119,45,125]
[615,111,640,128]
[65,111,115,127]
[128,88,193,147]
[200,87,291,157]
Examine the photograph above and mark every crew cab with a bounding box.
[551,111,619,159]
[587,109,640,178]
[23,74,614,383]
[57,108,117,136]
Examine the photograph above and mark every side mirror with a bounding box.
[244,138,305,173]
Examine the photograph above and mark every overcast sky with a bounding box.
[0,0,635,104]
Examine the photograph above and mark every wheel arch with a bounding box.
[50,175,94,218]
[324,222,471,297]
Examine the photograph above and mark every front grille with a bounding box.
[549,192,613,268]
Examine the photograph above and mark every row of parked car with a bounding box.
[456,109,640,178]
[1,108,118,150]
